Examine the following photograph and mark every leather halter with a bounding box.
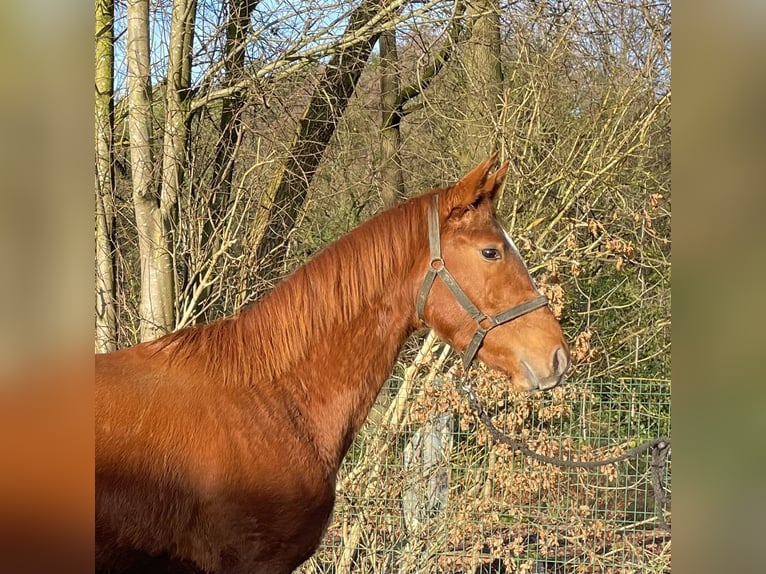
[416,195,549,370]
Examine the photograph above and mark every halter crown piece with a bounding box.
[416,195,549,370]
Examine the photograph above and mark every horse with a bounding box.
[95,153,570,574]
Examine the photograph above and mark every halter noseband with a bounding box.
[416,195,549,370]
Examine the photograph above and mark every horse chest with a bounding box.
[196,421,335,570]
[212,474,336,573]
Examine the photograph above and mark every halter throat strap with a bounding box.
[416,195,548,370]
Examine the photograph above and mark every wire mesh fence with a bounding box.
[298,332,671,574]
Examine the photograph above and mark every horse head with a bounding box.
[418,153,570,391]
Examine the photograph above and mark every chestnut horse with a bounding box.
[96,154,570,574]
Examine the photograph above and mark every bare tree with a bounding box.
[248,0,391,288]
[160,0,197,225]
[459,0,503,171]
[127,0,175,341]
[206,0,260,240]
[95,0,117,352]
[379,1,465,208]
[159,0,198,324]
[182,0,261,320]
[379,28,406,208]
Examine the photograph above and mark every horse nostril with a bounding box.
[552,346,570,378]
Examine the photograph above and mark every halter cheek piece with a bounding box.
[416,195,549,370]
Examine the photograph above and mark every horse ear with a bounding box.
[444,153,509,218]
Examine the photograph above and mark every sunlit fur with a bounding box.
[161,197,428,389]
[95,155,569,574]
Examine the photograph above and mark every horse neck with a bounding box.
[241,199,428,469]
[293,285,417,470]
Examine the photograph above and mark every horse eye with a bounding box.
[481,248,501,261]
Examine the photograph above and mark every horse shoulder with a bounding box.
[96,347,336,573]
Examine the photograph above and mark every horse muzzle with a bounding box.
[519,345,570,391]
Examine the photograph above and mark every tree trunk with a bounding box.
[95,0,117,352]
[249,0,386,290]
[127,0,175,341]
[159,0,197,325]
[379,28,405,208]
[160,0,197,224]
[460,0,503,172]
[378,2,465,210]
[208,0,259,225]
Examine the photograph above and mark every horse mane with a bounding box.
[159,191,437,386]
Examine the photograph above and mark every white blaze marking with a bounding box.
[501,226,520,254]
[502,226,541,292]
